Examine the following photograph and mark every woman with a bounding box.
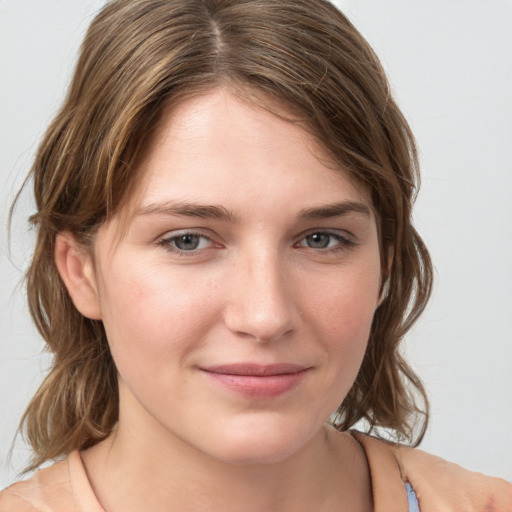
[1,1,510,511]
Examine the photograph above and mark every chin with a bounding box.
[200,415,319,466]
[214,443,303,466]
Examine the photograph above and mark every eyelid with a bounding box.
[297,228,356,243]
[158,228,207,240]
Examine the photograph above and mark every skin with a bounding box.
[56,89,382,511]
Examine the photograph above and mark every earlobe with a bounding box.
[54,232,102,320]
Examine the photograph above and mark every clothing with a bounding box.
[405,482,420,512]
[1,432,510,511]
[351,432,512,512]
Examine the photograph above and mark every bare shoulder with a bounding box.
[393,443,512,512]
[0,458,73,512]
[0,486,40,512]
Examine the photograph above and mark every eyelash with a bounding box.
[294,231,356,253]
[158,231,214,255]
[157,230,356,256]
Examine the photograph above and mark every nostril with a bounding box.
[223,291,296,342]
[226,310,295,343]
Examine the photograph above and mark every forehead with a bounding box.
[126,89,371,213]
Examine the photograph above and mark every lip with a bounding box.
[200,363,310,399]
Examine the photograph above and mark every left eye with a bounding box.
[299,232,347,249]
[160,233,212,252]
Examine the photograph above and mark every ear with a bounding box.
[54,232,102,320]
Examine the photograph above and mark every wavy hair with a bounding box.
[15,0,433,471]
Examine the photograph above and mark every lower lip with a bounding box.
[202,370,308,399]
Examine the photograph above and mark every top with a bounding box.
[1,432,511,512]
[352,432,511,512]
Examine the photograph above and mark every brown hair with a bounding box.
[16,0,432,471]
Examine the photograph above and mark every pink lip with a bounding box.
[200,363,309,399]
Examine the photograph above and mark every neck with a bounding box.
[80,387,372,512]
[82,424,371,512]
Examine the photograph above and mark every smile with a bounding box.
[200,363,310,399]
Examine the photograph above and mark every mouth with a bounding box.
[203,363,308,376]
[200,363,310,399]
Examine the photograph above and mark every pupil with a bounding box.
[308,233,329,248]
[176,234,199,250]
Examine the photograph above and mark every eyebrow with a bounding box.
[136,201,240,222]
[136,200,370,222]
[298,201,371,219]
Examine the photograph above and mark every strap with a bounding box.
[405,482,420,512]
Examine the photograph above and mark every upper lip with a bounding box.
[201,363,309,376]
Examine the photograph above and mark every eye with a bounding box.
[297,231,354,251]
[159,232,213,253]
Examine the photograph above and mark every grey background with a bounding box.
[1,0,511,488]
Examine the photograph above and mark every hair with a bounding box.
[15,0,433,471]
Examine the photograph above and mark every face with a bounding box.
[82,90,382,464]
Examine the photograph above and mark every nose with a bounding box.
[223,249,298,343]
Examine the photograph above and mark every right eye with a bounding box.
[158,232,213,254]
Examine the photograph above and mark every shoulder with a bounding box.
[352,431,512,512]
[394,443,512,512]
[0,457,72,512]
[0,451,103,512]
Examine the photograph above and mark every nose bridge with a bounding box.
[224,244,296,342]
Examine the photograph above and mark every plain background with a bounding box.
[1,0,511,489]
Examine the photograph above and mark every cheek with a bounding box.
[305,265,380,337]
[97,259,220,378]
[299,261,381,380]
[280,262,380,421]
